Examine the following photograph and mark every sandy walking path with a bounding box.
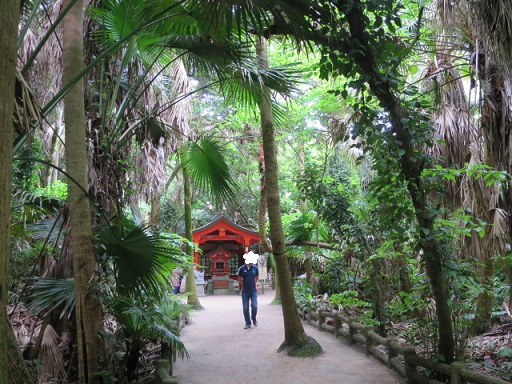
[173,292,404,384]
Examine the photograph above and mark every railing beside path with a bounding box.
[299,306,510,384]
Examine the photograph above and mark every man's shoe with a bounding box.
[244,324,251,329]
[253,321,258,326]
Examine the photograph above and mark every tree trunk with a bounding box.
[340,1,455,363]
[7,320,32,384]
[472,59,512,335]
[257,146,281,302]
[256,37,315,352]
[182,154,204,310]
[0,1,20,383]
[304,258,313,285]
[150,194,161,226]
[369,258,386,336]
[471,247,494,334]
[62,1,105,381]
[396,254,412,294]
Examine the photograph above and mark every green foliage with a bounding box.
[282,336,323,358]
[157,198,181,231]
[181,137,239,207]
[387,285,438,354]
[329,290,366,311]
[12,140,43,192]
[283,210,330,244]
[104,294,189,380]
[97,219,189,298]
[293,280,316,313]
[318,254,360,295]
[26,278,75,319]
[9,238,42,287]
[423,163,512,189]
[298,152,357,242]
[499,348,512,358]
[329,289,377,326]
[32,179,68,200]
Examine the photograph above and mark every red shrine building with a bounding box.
[192,214,260,294]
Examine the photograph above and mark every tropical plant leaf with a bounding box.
[26,277,75,319]
[181,136,239,206]
[98,222,188,298]
[105,296,190,361]
[285,210,329,244]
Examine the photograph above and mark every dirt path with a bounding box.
[173,292,405,384]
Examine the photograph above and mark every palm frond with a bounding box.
[37,325,67,382]
[26,277,75,319]
[25,217,63,243]
[220,61,302,104]
[186,0,319,49]
[105,296,190,360]
[181,136,239,205]
[98,223,188,298]
[469,0,512,73]
[285,210,330,244]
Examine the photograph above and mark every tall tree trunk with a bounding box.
[396,254,412,294]
[182,154,204,310]
[476,59,512,334]
[7,320,32,384]
[369,258,386,336]
[340,1,455,362]
[257,37,318,354]
[0,2,20,383]
[471,242,494,334]
[62,1,105,382]
[150,194,161,225]
[257,146,281,302]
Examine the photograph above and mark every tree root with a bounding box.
[277,336,323,358]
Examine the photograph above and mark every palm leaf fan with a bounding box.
[285,210,330,244]
[98,223,187,297]
[105,296,189,359]
[181,136,239,206]
[26,277,75,319]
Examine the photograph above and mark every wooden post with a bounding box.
[155,359,177,384]
[334,314,341,339]
[364,326,374,356]
[307,306,315,324]
[450,362,466,384]
[387,337,398,367]
[318,309,324,331]
[348,318,356,345]
[403,347,418,383]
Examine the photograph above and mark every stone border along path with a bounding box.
[173,292,405,384]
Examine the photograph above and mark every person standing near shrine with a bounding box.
[171,267,183,294]
[238,251,259,329]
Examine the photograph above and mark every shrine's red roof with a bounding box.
[192,214,260,246]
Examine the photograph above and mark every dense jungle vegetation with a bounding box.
[3,0,512,383]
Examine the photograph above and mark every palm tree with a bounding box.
[257,36,322,356]
[435,0,512,334]
[62,0,105,381]
[0,2,21,382]
[179,137,239,309]
[458,0,512,308]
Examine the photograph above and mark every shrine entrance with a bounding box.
[192,214,260,294]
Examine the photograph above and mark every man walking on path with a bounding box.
[238,251,259,329]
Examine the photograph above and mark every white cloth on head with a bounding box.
[243,251,259,264]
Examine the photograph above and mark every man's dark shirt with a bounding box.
[238,264,259,293]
